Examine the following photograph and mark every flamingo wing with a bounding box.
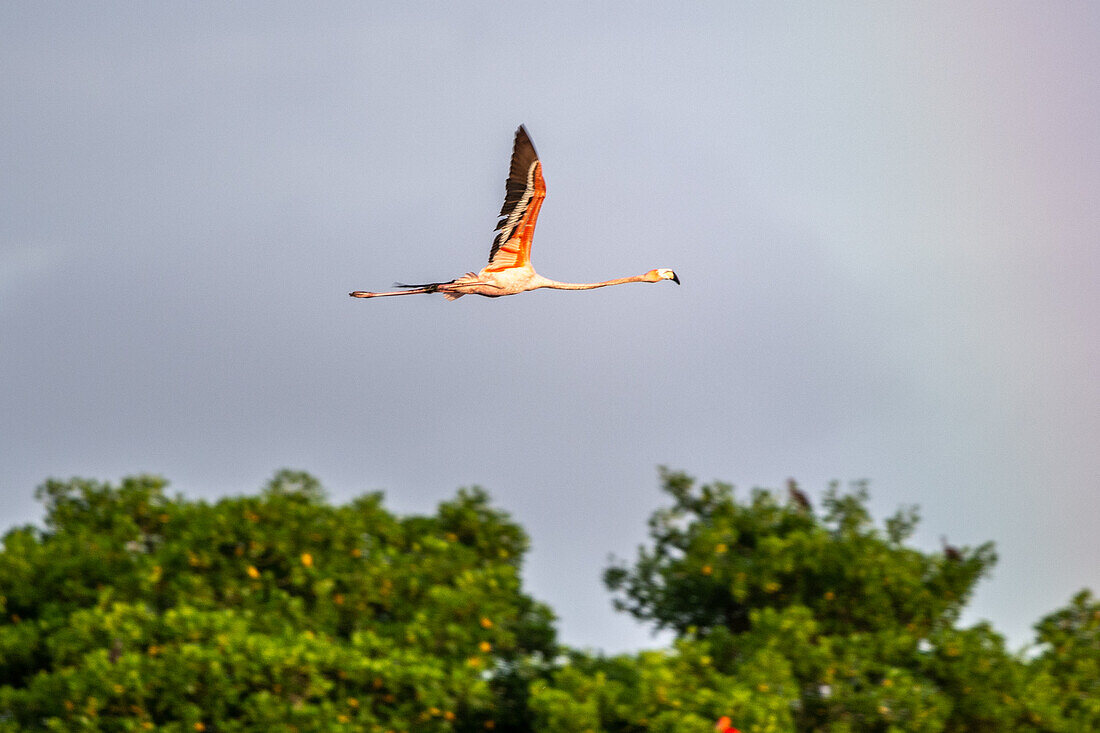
[485,125,546,272]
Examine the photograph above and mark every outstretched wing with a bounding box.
[485,125,546,272]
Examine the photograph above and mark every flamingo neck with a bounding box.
[538,274,649,290]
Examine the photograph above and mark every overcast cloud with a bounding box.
[2,2,1098,652]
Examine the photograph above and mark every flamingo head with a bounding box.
[649,268,680,284]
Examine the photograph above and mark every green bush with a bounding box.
[560,469,1098,732]
[2,469,1097,732]
[0,471,555,732]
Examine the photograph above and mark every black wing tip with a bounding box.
[514,124,537,158]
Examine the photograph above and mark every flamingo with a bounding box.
[349,126,679,300]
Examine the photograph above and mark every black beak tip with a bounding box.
[672,273,680,285]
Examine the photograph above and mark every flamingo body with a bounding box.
[350,126,678,300]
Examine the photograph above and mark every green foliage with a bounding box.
[581,469,1094,732]
[2,467,1096,732]
[604,470,995,639]
[529,641,795,733]
[0,471,556,731]
[1026,590,1100,730]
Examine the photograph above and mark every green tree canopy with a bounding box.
[526,469,1095,732]
[0,471,555,732]
[1027,590,1100,729]
[2,468,1096,732]
[603,470,995,640]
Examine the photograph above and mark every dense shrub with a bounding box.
[2,469,1097,732]
[0,471,555,732]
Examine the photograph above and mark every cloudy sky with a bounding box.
[3,3,1098,652]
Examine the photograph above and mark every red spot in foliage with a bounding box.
[715,716,740,733]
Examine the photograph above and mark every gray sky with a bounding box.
[2,3,1098,653]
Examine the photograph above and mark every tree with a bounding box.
[580,469,1047,732]
[529,641,796,733]
[1025,590,1100,730]
[2,468,1095,732]
[0,471,556,732]
[603,470,994,640]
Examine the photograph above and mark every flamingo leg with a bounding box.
[349,288,435,298]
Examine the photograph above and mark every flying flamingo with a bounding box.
[349,126,679,300]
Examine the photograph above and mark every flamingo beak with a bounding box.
[671,272,680,284]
